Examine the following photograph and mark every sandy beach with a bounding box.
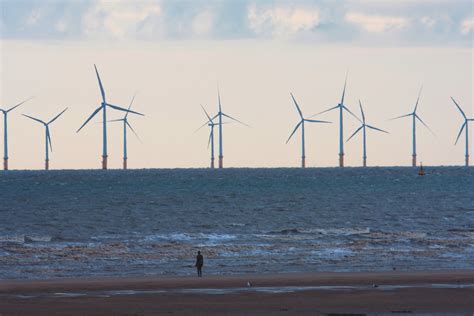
[1,270,473,315]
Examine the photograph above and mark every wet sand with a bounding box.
[1,270,473,315]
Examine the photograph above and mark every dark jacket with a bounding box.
[196,254,204,267]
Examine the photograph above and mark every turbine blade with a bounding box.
[359,100,365,123]
[450,97,467,119]
[341,70,348,104]
[286,121,302,144]
[290,93,303,119]
[221,113,249,127]
[94,64,106,103]
[389,113,412,120]
[346,125,363,142]
[194,121,210,133]
[108,119,124,123]
[7,97,34,113]
[304,119,331,124]
[76,106,103,133]
[200,104,213,122]
[310,105,339,118]
[217,85,222,112]
[414,85,423,113]
[125,93,137,119]
[107,103,144,116]
[415,114,435,135]
[22,114,45,125]
[47,127,53,152]
[343,105,361,122]
[48,107,68,125]
[126,121,141,142]
[455,122,466,145]
[366,125,389,133]
[207,129,213,149]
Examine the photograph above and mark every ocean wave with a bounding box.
[447,228,474,234]
[311,248,354,259]
[303,228,372,236]
[143,233,237,243]
[267,228,301,235]
[265,227,372,236]
[0,235,53,244]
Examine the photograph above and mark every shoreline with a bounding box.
[2,270,474,293]
[1,270,473,315]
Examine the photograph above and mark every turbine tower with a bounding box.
[199,104,218,168]
[451,97,473,166]
[23,108,68,170]
[1,97,33,170]
[77,65,144,170]
[346,101,388,167]
[391,87,434,167]
[286,93,331,168]
[313,72,359,167]
[214,87,248,168]
[109,94,142,170]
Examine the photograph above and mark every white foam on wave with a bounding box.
[311,247,354,259]
[0,235,52,243]
[143,233,237,243]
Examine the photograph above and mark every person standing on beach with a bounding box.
[195,251,204,277]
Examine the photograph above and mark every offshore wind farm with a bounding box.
[1,1,473,315]
[76,65,144,170]
[0,67,472,170]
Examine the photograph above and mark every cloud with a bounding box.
[1,0,472,46]
[55,20,67,33]
[460,17,473,34]
[345,12,409,33]
[421,16,436,29]
[82,0,162,40]
[192,8,214,37]
[25,8,43,26]
[247,4,321,37]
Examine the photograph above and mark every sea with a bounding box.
[0,167,473,280]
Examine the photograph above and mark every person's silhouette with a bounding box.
[195,251,204,277]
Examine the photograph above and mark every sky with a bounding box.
[0,0,473,169]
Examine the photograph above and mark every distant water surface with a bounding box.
[0,167,473,279]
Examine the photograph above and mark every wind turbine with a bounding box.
[1,97,33,170]
[286,93,331,168]
[23,108,68,170]
[390,87,434,167]
[109,94,142,170]
[213,87,248,168]
[451,97,473,166]
[199,104,218,168]
[346,101,388,167]
[77,65,144,170]
[312,72,360,167]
